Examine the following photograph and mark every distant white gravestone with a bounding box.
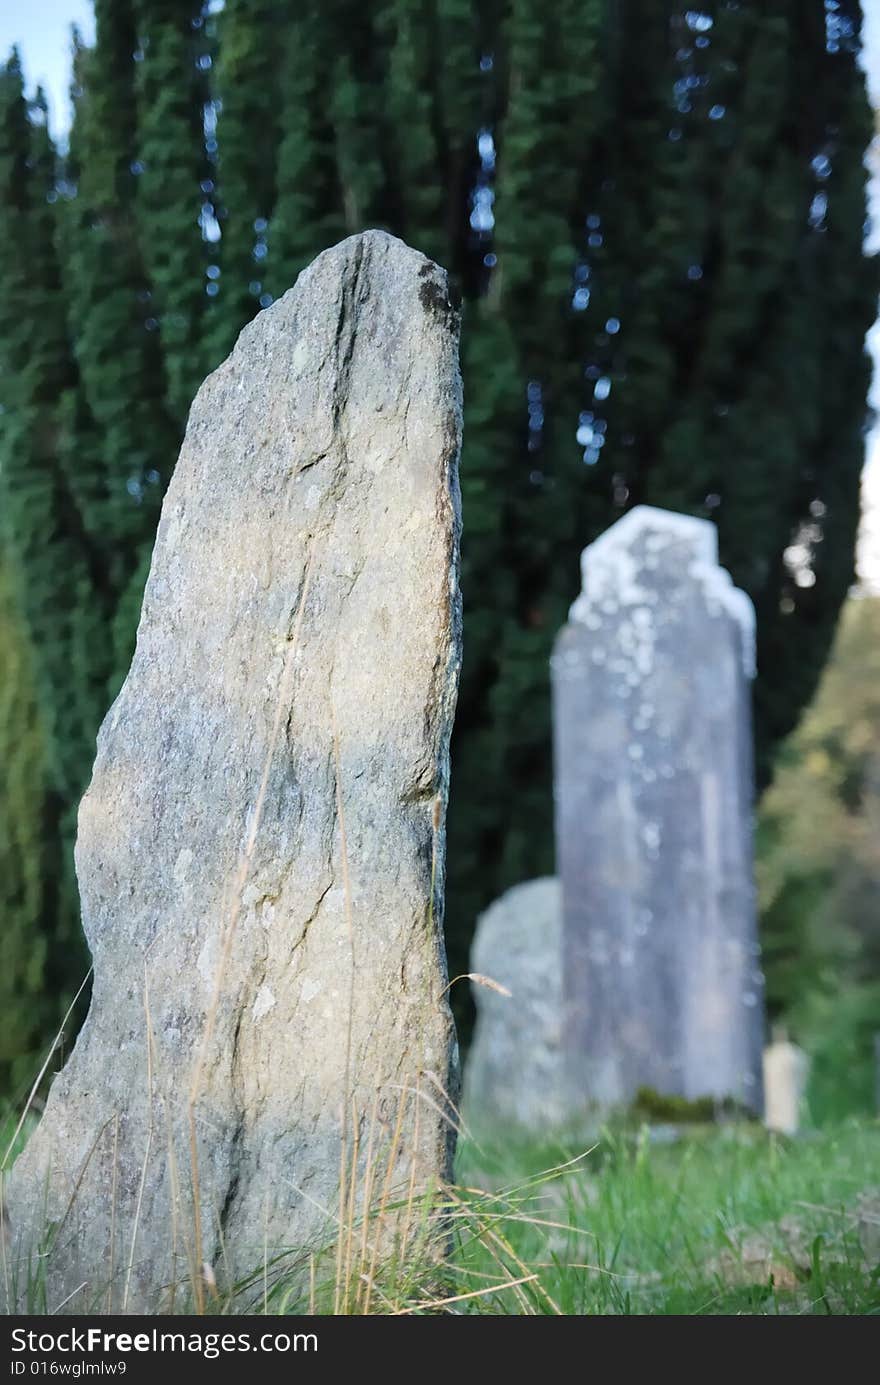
[552,506,765,1115]
[763,1031,810,1135]
[5,231,463,1313]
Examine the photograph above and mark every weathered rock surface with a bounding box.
[6,231,462,1312]
[463,879,567,1133]
[552,505,764,1115]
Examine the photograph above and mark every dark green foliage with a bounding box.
[0,555,55,1093]
[0,7,192,1063]
[267,6,338,291]
[63,7,176,578]
[207,0,285,354]
[0,1,876,1082]
[446,1,878,1023]
[447,1,605,936]
[0,54,108,1030]
[378,1,446,261]
[133,0,212,423]
[758,596,880,1119]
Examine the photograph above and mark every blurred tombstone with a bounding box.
[763,1028,810,1135]
[6,231,462,1313]
[551,505,765,1116]
[463,878,567,1133]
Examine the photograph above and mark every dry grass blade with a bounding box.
[263,1205,269,1316]
[387,1082,466,1144]
[793,1199,880,1223]
[364,1096,408,1315]
[446,1185,563,1315]
[161,1087,185,1315]
[51,1280,88,1314]
[392,1272,540,1315]
[441,973,512,999]
[354,1091,381,1313]
[48,1113,119,1263]
[343,1096,361,1313]
[1,969,93,1172]
[399,1079,421,1270]
[106,1113,119,1312]
[483,1146,598,1202]
[330,701,358,1313]
[123,964,158,1313]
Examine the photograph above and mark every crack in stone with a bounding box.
[287,876,334,969]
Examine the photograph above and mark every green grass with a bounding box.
[4,1105,878,1315]
[0,1108,36,1170]
[451,1119,880,1314]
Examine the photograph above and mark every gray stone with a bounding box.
[463,879,566,1133]
[552,505,764,1114]
[5,231,462,1312]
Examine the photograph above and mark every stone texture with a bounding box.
[552,505,764,1115]
[463,879,566,1133]
[5,231,462,1312]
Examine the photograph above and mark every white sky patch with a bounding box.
[0,0,94,138]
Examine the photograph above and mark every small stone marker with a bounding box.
[6,231,462,1312]
[551,505,764,1115]
[763,1029,810,1135]
[463,879,566,1133]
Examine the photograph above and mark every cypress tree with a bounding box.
[267,4,345,294]
[448,2,878,1008]
[0,555,55,1093]
[133,0,212,424]
[208,0,285,355]
[377,0,445,261]
[0,58,101,805]
[0,51,34,408]
[329,45,386,237]
[446,0,606,936]
[63,4,174,541]
[0,58,98,1059]
[433,0,483,274]
[62,4,179,675]
[0,1,876,1070]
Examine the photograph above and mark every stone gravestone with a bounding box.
[464,879,566,1133]
[552,505,764,1115]
[763,1029,810,1135]
[5,231,462,1313]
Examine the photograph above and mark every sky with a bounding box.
[2,0,880,586]
[0,0,94,135]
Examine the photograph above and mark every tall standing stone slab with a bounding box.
[552,506,764,1114]
[5,231,462,1312]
